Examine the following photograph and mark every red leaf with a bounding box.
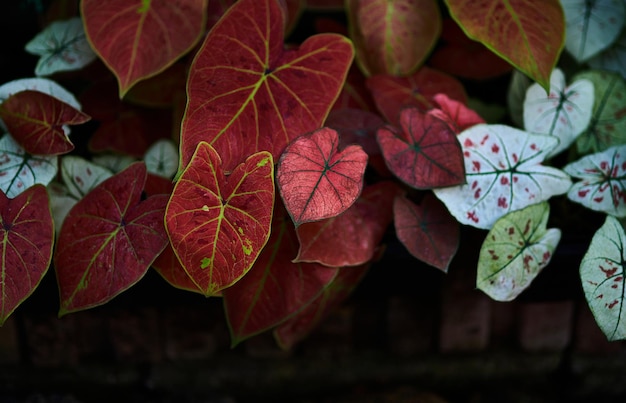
[277,127,368,225]
[295,181,403,267]
[180,0,354,172]
[325,108,384,156]
[0,90,90,155]
[165,142,274,296]
[376,107,465,189]
[274,264,369,350]
[124,63,187,108]
[332,66,378,112]
[367,66,468,124]
[0,185,53,325]
[429,93,485,134]
[81,0,207,97]
[144,173,175,197]
[55,163,169,315]
[394,193,459,272]
[152,244,202,294]
[428,18,513,80]
[223,209,339,345]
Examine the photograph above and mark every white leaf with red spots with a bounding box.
[477,202,560,301]
[61,156,113,200]
[0,133,57,198]
[523,68,594,157]
[564,145,626,217]
[433,124,571,229]
[580,215,626,341]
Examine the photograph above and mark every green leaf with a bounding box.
[144,139,178,179]
[580,215,626,341]
[477,202,560,301]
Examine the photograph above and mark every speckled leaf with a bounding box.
[477,202,560,301]
[144,139,178,179]
[376,107,465,189]
[394,193,459,272]
[574,70,626,154]
[277,128,367,225]
[346,0,441,76]
[0,185,53,326]
[82,0,207,97]
[580,215,626,341]
[561,0,625,62]
[588,30,626,80]
[0,134,57,198]
[523,68,594,157]
[223,209,339,346]
[433,124,571,229]
[564,145,626,217]
[24,17,97,76]
[55,163,169,315]
[165,142,274,297]
[444,0,565,91]
[180,0,354,173]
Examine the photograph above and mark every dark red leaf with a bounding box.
[376,107,465,189]
[144,173,175,197]
[0,90,90,155]
[367,66,467,124]
[223,208,339,346]
[55,163,169,315]
[394,193,459,272]
[332,66,377,112]
[295,181,403,267]
[274,264,369,350]
[277,127,368,225]
[429,93,485,134]
[165,142,274,296]
[325,108,384,156]
[180,0,354,172]
[0,185,53,325]
[124,63,187,108]
[152,244,202,294]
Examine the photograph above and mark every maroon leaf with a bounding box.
[367,66,468,124]
[165,142,274,296]
[0,90,90,155]
[274,264,369,350]
[55,163,169,315]
[277,127,368,225]
[180,0,354,172]
[394,193,459,272]
[223,208,339,345]
[332,65,378,112]
[295,181,403,267]
[325,108,384,156]
[152,244,202,294]
[376,107,465,189]
[0,185,53,325]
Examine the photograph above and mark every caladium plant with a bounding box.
[1,0,626,348]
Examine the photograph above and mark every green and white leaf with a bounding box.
[144,139,178,178]
[92,153,136,173]
[573,70,626,154]
[61,155,113,199]
[0,133,57,197]
[580,215,626,341]
[560,0,625,62]
[588,30,626,80]
[523,68,594,157]
[25,17,97,76]
[477,202,560,301]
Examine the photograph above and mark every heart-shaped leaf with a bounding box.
[24,17,97,76]
[443,0,565,91]
[295,181,403,267]
[477,201,560,301]
[561,0,625,62]
[144,139,178,179]
[564,145,626,217]
[277,128,367,226]
[223,209,339,346]
[429,93,485,134]
[346,0,441,76]
[376,107,465,189]
[580,215,626,341]
[394,193,460,272]
[588,30,626,80]
[55,162,169,315]
[274,264,369,350]
[367,67,467,124]
[165,142,274,296]
[0,90,90,155]
[81,0,207,97]
[0,185,53,325]
[573,70,626,154]
[180,0,354,173]
[433,124,572,229]
[523,68,594,157]
[0,134,58,198]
